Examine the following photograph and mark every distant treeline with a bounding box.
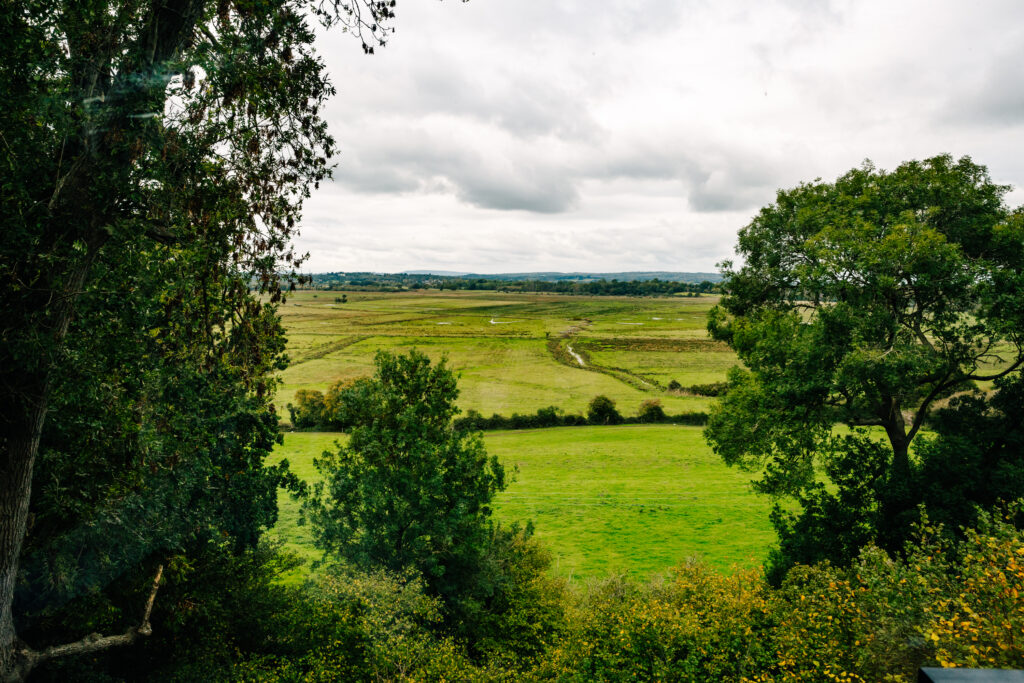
[294,271,721,297]
[288,387,706,432]
[454,404,708,431]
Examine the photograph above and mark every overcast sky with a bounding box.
[296,0,1024,274]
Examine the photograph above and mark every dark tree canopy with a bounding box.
[0,0,400,678]
[705,155,1024,573]
[304,350,507,604]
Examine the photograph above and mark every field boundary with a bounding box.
[546,337,660,393]
[289,335,371,365]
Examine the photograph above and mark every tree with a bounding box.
[637,399,666,423]
[303,350,507,606]
[0,0,399,677]
[705,155,1024,572]
[587,395,623,425]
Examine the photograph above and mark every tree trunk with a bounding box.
[882,398,912,480]
[879,404,918,550]
[0,400,46,678]
[0,255,95,678]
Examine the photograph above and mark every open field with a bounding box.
[268,426,778,582]
[275,290,735,419]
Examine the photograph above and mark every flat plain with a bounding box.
[275,289,734,419]
[270,425,777,582]
[269,289,773,580]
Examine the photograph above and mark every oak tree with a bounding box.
[705,155,1024,572]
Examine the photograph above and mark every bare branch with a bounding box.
[8,565,163,683]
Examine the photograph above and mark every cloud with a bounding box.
[329,119,581,212]
[940,42,1024,127]
[296,0,1024,272]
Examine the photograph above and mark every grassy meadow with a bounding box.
[275,290,732,418]
[269,425,777,582]
[270,289,772,580]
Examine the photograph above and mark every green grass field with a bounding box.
[268,425,777,582]
[275,290,734,419]
[268,290,772,582]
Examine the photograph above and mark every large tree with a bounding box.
[0,0,398,677]
[303,350,507,604]
[705,155,1024,572]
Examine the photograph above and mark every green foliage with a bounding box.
[587,395,623,425]
[301,350,567,665]
[290,383,706,432]
[0,0,400,673]
[223,567,486,683]
[455,406,589,431]
[914,374,1024,535]
[707,155,1024,573]
[535,564,774,681]
[287,389,328,429]
[534,510,1024,682]
[305,272,721,296]
[761,510,1024,681]
[685,382,728,397]
[302,351,505,599]
[637,399,666,423]
[453,524,568,668]
[15,225,299,632]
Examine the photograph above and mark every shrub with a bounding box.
[667,379,682,391]
[637,399,667,423]
[687,381,728,397]
[587,395,623,425]
[455,525,567,669]
[220,566,484,682]
[287,389,327,429]
[535,563,774,681]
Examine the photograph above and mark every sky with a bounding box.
[297,0,1024,274]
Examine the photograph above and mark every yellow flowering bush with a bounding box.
[534,562,774,681]
[532,511,1024,682]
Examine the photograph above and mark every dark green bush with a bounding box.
[686,381,728,397]
[286,389,327,429]
[637,399,667,423]
[587,395,623,425]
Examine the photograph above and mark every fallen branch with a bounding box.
[7,564,164,683]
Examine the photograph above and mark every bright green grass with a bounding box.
[268,425,777,583]
[278,335,714,417]
[274,290,736,420]
[582,347,737,388]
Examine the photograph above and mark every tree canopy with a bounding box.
[0,0,397,677]
[705,155,1024,572]
[303,350,507,602]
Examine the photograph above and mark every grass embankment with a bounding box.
[268,425,777,583]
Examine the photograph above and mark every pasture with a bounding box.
[269,425,778,582]
[275,289,734,419]
[269,289,773,581]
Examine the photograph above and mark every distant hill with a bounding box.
[401,270,723,283]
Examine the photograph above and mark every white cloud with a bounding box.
[297,0,1024,273]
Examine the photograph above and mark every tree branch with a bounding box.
[965,355,1024,383]
[907,373,956,443]
[8,565,163,683]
